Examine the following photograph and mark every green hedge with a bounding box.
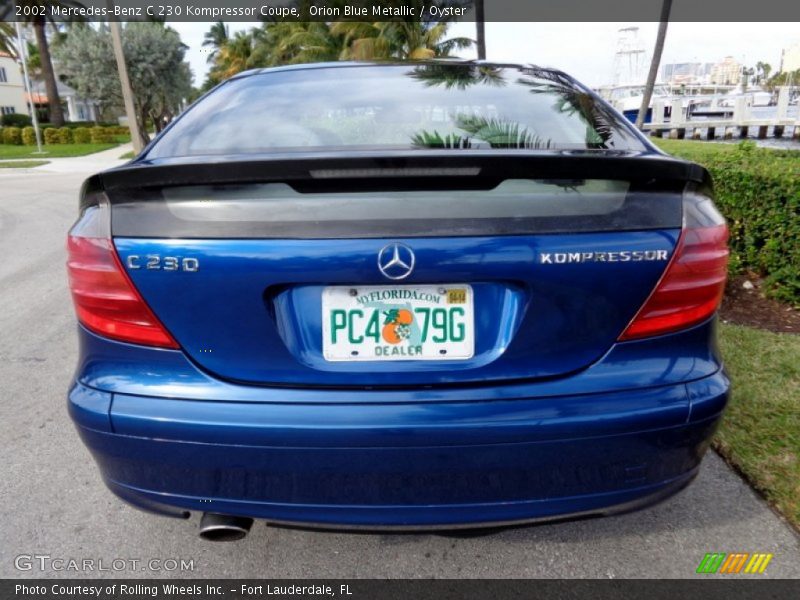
[2,127,22,145]
[58,128,73,144]
[655,139,800,304]
[0,125,123,145]
[1,113,32,128]
[43,127,60,145]
[90,126,114,144]
[72,127,90,144]
[22,126,37,146]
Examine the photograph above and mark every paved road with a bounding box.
[1,156,798,579]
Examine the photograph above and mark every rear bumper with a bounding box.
[68,368,729,528]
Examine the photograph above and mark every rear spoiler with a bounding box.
[88,151,706,240]
[99,150,709,195]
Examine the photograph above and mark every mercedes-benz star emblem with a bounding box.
[377,243,415,280]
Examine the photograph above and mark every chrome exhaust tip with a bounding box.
[198,512,253,542]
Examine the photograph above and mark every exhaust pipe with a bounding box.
[199,513,253,542]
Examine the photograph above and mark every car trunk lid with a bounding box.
[102,152,696,388]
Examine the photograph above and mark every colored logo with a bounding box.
[381,309,413,344]
[696,553,773,574]
[377,243,415,280]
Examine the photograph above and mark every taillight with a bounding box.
[66,181,179,349]
[619,186,729,341]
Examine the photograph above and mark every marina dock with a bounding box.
[643,87,800,140]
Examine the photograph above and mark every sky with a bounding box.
[171,21,800,88]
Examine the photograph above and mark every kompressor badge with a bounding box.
[539,250,670,264]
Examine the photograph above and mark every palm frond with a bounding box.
[409,64,505,90]
[517,69,617,147]
[0,23,17,58]
[455,114,552,149]
[411,130,471,149]
[434,36,474,56]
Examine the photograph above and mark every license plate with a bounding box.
[322,284,475,361]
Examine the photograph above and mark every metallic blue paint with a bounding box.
[66,62,728,528]
[113,231,679,387]
[69,318,728,527]
[74,319,722,404]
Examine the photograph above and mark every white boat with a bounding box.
[718,87,773,108]
[597,84,672,123]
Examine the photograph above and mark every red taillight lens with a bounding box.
[67,198,179,349]
[619,195,729,341]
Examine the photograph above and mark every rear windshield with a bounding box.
[146,64,645,158]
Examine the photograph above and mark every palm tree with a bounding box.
[755,61,772,86]
[263,22,345,65]
[14,1,86,126]
[518,69,615,147]
[207,1,473,81]
[408,63,504,90]
[475,0,486,60]
[213,31,257,81]
[0,23,17,58]
[330,21,390,60]
[635,0,672,129]
[202,21,228,64]
[412,114,551,150]
[765,68,800,92]
[23,40,42,78]
[32,21,64,125]
[334,20,472,61]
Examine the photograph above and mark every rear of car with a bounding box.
[67,63,730,532]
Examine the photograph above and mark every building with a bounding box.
[780,42,800,73]
[28,79,101,123]
[0,53,29,118]
[709,56,742,85]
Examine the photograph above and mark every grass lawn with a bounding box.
[119,151,135,159]
[653,138,740,155]
[717,323,800,527]
[0,143,118,159]
[654,137,799,160]
[0,160,49,168]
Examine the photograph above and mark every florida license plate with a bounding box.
[322,284,475,361]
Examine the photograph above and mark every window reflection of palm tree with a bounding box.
[408,63,506,90]
[412,114,552,150]
[516,68,615,148]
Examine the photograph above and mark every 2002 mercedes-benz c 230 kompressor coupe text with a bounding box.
[67,62,730,540]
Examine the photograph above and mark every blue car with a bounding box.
[67,62,730,540]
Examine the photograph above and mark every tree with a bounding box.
[206,30,257,84]
[202,21,229,64]
[0,23,17,58]
[765,68,800,91]
[14,1,87,126]
[202,1,473,85]
[333,18,472,61]
[475,0,486,60]
[263,22,346,65]
[23,40,41,78]
[755,61,772,86]
[109,19,145,151]
[341,18,473,61]
[55,23,192,141]
[635,0,672,129]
